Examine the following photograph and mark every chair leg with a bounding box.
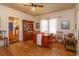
[56,38,58,43]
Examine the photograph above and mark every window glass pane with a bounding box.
[40,19,57,34]
[49,19,57,34]
[40,20,48,33]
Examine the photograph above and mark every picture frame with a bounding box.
[36,23,40,29]
[61,20,70,29]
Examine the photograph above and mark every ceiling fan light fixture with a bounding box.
[32,6,35,11]
[23,3,43,11]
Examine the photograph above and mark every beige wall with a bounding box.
[0,5,34,43]
[76,3,79,56]
[34,5,79,55]
[0,5,76,41]
[34,8,76,35]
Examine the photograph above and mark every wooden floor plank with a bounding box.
[0,40,75,56]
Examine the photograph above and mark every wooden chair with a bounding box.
[47,33,57,47]
[56,31,64,44]
[49,33,56,43]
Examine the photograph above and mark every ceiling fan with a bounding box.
[24,3,44,10]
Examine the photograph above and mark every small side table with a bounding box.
[64,37,77,52]
[0,37,8,47]
[0,30,8,47]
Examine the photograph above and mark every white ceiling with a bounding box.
[0,3,76,16]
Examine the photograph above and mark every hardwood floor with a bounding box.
[0,40,76,56]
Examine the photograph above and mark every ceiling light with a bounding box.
[32,6,35,11]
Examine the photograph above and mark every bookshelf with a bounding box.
[23,20,34,41]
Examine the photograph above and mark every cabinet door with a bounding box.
[23,32,32,41]
[42,36,49,47]
[37,34,42,46]
[33,33,37,44]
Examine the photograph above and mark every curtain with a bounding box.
[40,19,57,34]
[40,20,48,33]
[49,19,57,34]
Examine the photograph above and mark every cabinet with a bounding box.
[23,20,34,41]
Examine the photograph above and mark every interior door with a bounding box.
[8,17,19,43]
[9,22,13,41]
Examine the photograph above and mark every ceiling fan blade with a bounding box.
[23,3,44,8]
[35,5,44,7]
[23,3,32,6]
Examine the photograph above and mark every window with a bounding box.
[40,19,57,34]
[49,19,57,34]
[40,20,48,33]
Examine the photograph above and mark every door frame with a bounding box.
[8,17,19,43]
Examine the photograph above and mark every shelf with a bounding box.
[0,30,8,47]
[66,44,75,51]
[23,20,34,41]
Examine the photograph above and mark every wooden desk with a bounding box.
[33,33,49,47]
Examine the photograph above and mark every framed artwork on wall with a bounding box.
[36,23,40,29]
[61,20,70,29]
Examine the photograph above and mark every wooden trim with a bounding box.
[23,20,34,23]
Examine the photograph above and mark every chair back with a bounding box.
[57,31,63,39]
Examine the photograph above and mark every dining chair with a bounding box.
[56,31,64,44]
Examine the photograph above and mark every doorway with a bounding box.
[8,17,19,43]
